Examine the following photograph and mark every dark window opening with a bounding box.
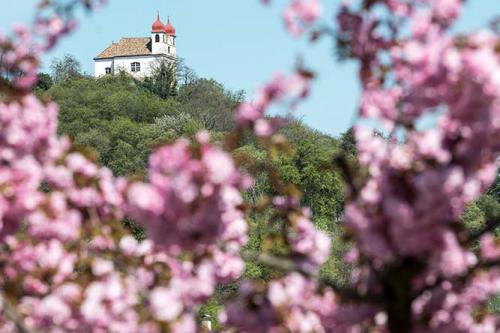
[105,67,112,74]
[155,34,160,43]
[131,62,141,72]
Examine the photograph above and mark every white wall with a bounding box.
[152,32,167,54]
[94,55,176,78]
[112,55,158,78]
[94,59,113,77]
[151,33,176,57]
[166,35,177,57]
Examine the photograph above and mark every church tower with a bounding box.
[164,17,177,57]
[151,13,176,57]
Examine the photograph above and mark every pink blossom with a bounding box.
[0,0,499,332]
[283,0,322,36]
[127,138,248,253]
[235,72,312,137]
[150,287,183,321]
[92,258,115,276]
[480,234,500,261]
[290,214,331,271]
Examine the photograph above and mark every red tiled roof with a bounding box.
[94,38,152,59]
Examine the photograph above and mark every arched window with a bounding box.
[131,62,141,72]
[168,47,171,53]
[155,34,160,43]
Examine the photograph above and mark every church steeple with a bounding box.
[151,12,164,33]
[151,12,176,56]
[164,16,176,36]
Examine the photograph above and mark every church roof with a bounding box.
[94,38,152,60]
[164,17,176,35]
[152,13,165,33]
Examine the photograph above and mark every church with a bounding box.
[94,13,177,78]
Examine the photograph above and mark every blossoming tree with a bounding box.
[0,0,498,332]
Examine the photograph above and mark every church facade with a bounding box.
[94,14,177,78]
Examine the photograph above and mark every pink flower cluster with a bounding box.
[262,0,322,36]
[413,269,500,332]
[0,26,39,89]
[223,273,337,332]
[236,72,311,137]
[0,231,243,332]
[0,95,61,239]
[0,0,104,91]
[126,132,250,255]
[0,126,249,331]
[271,196,331,272]
[0,2,249,331]
[338,0,500,331]
[225,0,499,332]
[343,0,500,272]
[0,0,498,332]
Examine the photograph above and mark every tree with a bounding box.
[178,78,244,132]
[279,120,345,220]
[142,58,178,99]
[35,72,53,91]
[488,171,500,202]
[177,58,198,87]
[50,54,82,83]
[339,127,356,157]
[0,1,499,333]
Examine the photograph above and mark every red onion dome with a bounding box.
[164,17,176,35]
[152,13,164,32]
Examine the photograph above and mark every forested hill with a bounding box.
[37,55,352,222]
[37,55,499,224]
[36,55,500,318]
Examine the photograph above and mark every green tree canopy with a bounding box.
[142,58,178,99]
[36,72,53,91]
[178,78,244,132]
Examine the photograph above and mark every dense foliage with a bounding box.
[42,61,350,297]
[43,66,346,220]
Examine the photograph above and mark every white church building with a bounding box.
[94,13,177,78]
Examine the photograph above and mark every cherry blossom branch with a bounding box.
[413,258,500,300]
[0,291,38,333]
[242,251,382,302]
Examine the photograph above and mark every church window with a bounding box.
[168,47,171,53]
[105,67,112,74]
[155,34,160,43]
[131,62,141,72]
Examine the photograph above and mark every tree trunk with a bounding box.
[384,258,423,333]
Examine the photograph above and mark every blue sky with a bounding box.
[0,1,497,135]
